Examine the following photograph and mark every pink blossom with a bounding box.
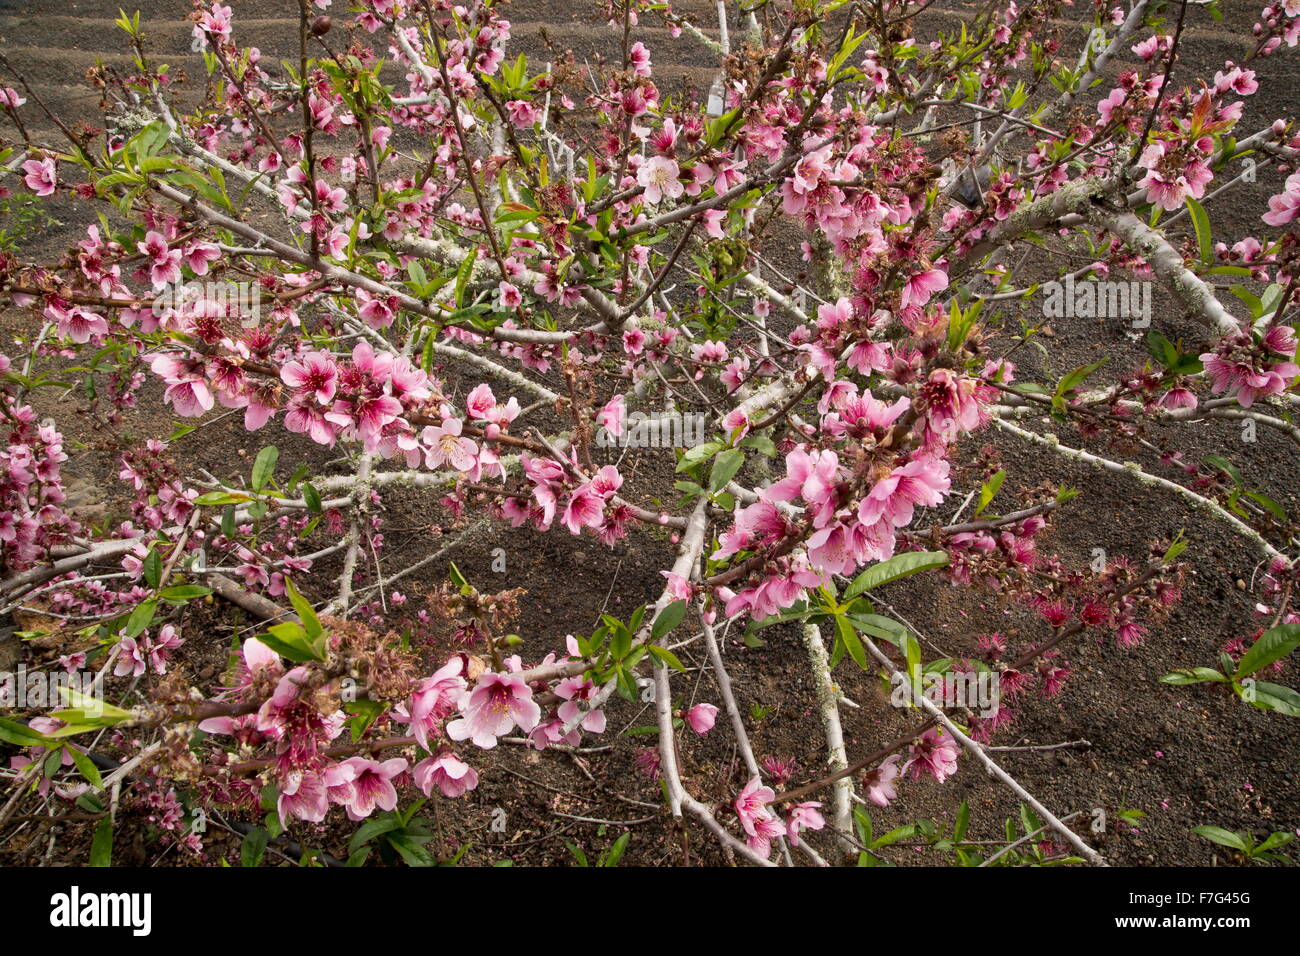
[900,268,948,309]
[596,395,626,437]
[22,158,57,197]
[562,483,606,534]
[863,754,901,807]
[683,702,719,735]
[394,656,467,750]
[858,455,950,529]
[281,351,339,405]
[638,155,683,204]
[414,752,479,798]
[337,757,407,820]
[446,671,541,749]
[786,802,825,846]
[423,418,479,472]
[902,728,960,783]
[734,776,782,858]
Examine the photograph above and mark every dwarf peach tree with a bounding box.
[0,0,1298,866]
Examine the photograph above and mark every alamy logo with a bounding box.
[595,411,707,448]
[1,667,101,716]
[49,886,152,936]
[1040,273,1151,328]
[889,670,1000,718]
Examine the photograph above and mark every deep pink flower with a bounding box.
[337,757,407,820]
[902,728,960,783]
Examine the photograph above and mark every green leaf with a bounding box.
[1192,825,1250,851]
[241,827,269,867]
[143,548,162,590]
[1204,454,1244,489]
[284,576,323,641]
[1257,831,1295,853]
[954,802,971,843]
[1243,491,1287,523]
[648,644,687,673]
[122,599,158,639]
[1145,330,1180,369]
[194,491,249,506]
[844,552,949,601]
[650,600,688,643]
[301,482,322,514]
[1235,624,1300,678]
[90,818,113,867]
[0,717,53,747]
[1159,667,1228,685]
[386,831,437,867]
[159,584,213,604]
[600,832,630,866]
[973,469,1005,519]
[454,247,478,309]
[70,748,104,790]
[1244,680,1300,717]
[836,614,869,670]
[349,814,403,855]
[846,613,910,649]
[1184,196,1213,265]
[708,448,745,493]
[259,622,326,664]
[251,445,279,493]
[675,440,723,473]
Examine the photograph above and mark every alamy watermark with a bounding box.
[1041,273,1151,328]
[595,411,708,448]
[153,280,262,328]
[889,669,1000,719]
[1,666,102,716]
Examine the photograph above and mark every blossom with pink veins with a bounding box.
[596,395,626,437]
[138,231,184,289]
[414,752,479,798]
[277,762,356,825]
[561,482,606,535]
[589,464,623,499]
[734,776,783,857]
[712,498,788,561]
[899,268,949,309]
[902,728,960,783]
[1263,171,1300,227]
[766,448,841,527]
[446,671,541,749]
[280,351,339,405]
[22,157,57,197]
[554,675,607,735]
[45,301,109,345]
[113,635,148,678]
[336,757,407,820]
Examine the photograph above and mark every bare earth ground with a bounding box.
[0,0,1297,866]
